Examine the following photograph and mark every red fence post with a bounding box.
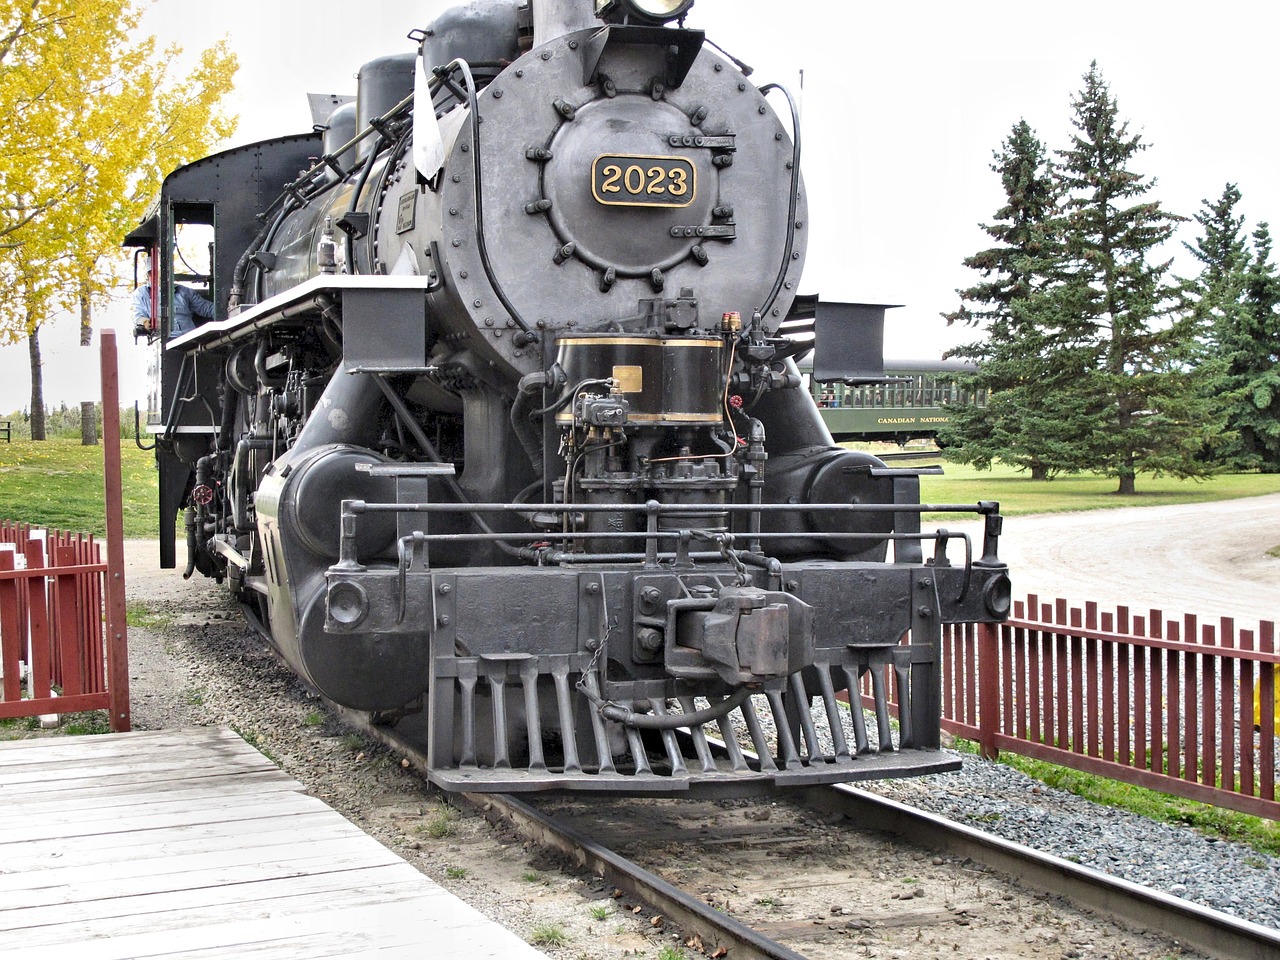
[23,534,52,700]
[1260,622,1275,803]
[978,621,1000,760]
[1240,628,1256,798]
[100,329,131,732]
[0,549,20,702]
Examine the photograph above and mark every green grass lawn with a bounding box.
[0,438,157,538]
[4,438,1280,540]
[920,459,1280,516]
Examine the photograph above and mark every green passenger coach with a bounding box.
[801,359,985,444]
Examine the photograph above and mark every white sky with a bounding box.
[2,0,1276,413]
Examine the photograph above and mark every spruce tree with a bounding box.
[1052,62,1217,494]
[941,120,1067,478]
[1183,184,1253,468]
[1214,222,1280,470]
[1185,184,1249,293]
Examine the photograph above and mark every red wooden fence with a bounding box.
[939,596,1279,820]
[0,524,115,720]
[0,329,130,731]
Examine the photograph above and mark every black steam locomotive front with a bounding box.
[134,0,1010,795]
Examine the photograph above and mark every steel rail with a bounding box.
[797,785,1280,960]
[333,706,1279,960]
[463,792,805,960]
[334,707,803,960]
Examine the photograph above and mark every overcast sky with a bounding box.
[2,0,1276,413]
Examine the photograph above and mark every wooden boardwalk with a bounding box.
[0,727,547,959]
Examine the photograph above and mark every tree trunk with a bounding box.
[81,401,98,445]
[79,287,92,347]
[28,325,46,441]
[80,285,97,443]
[1031,463,1049,481]
[1117,465,1136,495]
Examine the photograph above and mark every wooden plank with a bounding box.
[0,758,284,794]
[0,737,284,779]
[0,794,335,844]
[52,544,84,695]
[1261,621,1276,803]
[1166,628,1180,779]
[0,732,247,757]
[0,750,292,788]
[1201,623,1217,788]
[0,550,21,702]
[23,535,53,700]
[0,838,409,905]
[100,333,132,731]
[5,757,294,798]
[7,860,419,923]
[8,885,435,957]
[1240,628,1256,797]
[13,893,546,959]
[1183,616,1199,785]
[1220,618,1236,793]
[2,770,305,812]
[0,725,259,754]
[0,817,366,873]
[0,727,253,764]
[0,862,445,931]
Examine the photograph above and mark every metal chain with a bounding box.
[694,529,750,586]
[575,581,610,702]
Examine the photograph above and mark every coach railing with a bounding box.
[0,330,131,731]
[934,596,1278,820]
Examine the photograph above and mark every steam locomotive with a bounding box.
[127,0,1011,795]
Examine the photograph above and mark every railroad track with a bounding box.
[341,710,1280,960]
[799,786,1280,960]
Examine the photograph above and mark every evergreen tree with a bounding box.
[1051,62,1217,494]
[1210,221,1280,470]
[940,120,1069,479]
[1183,184,1253,468]
[1185,184,1249,293]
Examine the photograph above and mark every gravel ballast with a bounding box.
[866,754,1280,930]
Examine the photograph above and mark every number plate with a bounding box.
[591,154,696,208]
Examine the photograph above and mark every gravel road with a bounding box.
[968,492,1280,623]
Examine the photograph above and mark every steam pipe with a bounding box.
[597,688,753,730]
[754,82,802,324]
[510,371,548,473]
[533,0,598,44]
[181,506,198,580]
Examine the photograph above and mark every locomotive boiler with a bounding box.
[128,0,1011,794]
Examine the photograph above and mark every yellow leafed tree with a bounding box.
[0,0,238,438]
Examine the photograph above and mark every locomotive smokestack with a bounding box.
[532,0,597,45]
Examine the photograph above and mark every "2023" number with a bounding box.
[592,155,696,208]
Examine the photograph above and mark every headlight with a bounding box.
[595,0,695,25]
